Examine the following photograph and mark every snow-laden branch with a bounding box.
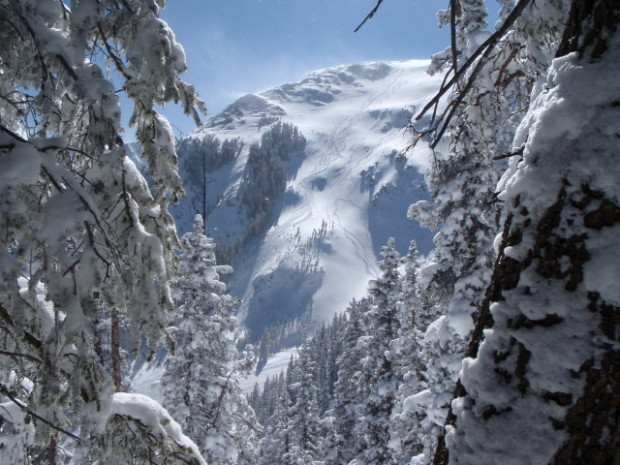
[107,393,207,465]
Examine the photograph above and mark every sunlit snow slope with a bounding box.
[173,60,442,348]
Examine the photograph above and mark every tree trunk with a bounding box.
[111,308,122,392]
[546,2,620,464]
[48,436,57,465]
[202,149,208,221]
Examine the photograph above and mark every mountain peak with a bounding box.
[173,59,443,349]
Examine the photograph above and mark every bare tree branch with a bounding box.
[412,0,534,147]
[0,383,81,441]
[493,145,525,160]
[354,0,384,32]
[450,0,460,76]
[0,349,42,364]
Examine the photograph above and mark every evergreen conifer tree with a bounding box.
[354,239,402,465]
[329,299,370,465]
[392,240,429,462]
[162,215,258,465]
[284,340,322,465]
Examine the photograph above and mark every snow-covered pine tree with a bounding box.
[257,379,292,465]
[312,324,331,414]
[434,0,620,464]
[394,241,423,386]
[179,134,221,220]
[353,238,402,465]
[162,214,258,465]
[283,339,322,465]
[0,0,205,462]
[407,10,501,457]
[257,356,302,465]
[391,240,428,463]
[328,299,370,465]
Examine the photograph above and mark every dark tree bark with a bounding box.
[48,436,57,465]
[546,5,620,464]
[111,308,122,392]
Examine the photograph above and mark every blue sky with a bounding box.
[155,0,457,138]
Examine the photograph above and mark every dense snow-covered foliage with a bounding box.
[162,215,258,465]
[354,239,401,465]
[0,0,205,462]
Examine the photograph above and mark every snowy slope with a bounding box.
[173,60,443,347]
[239,348,299,393]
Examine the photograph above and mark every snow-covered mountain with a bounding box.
[172,60,443,350]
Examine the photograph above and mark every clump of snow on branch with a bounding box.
[108,393,206,465]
